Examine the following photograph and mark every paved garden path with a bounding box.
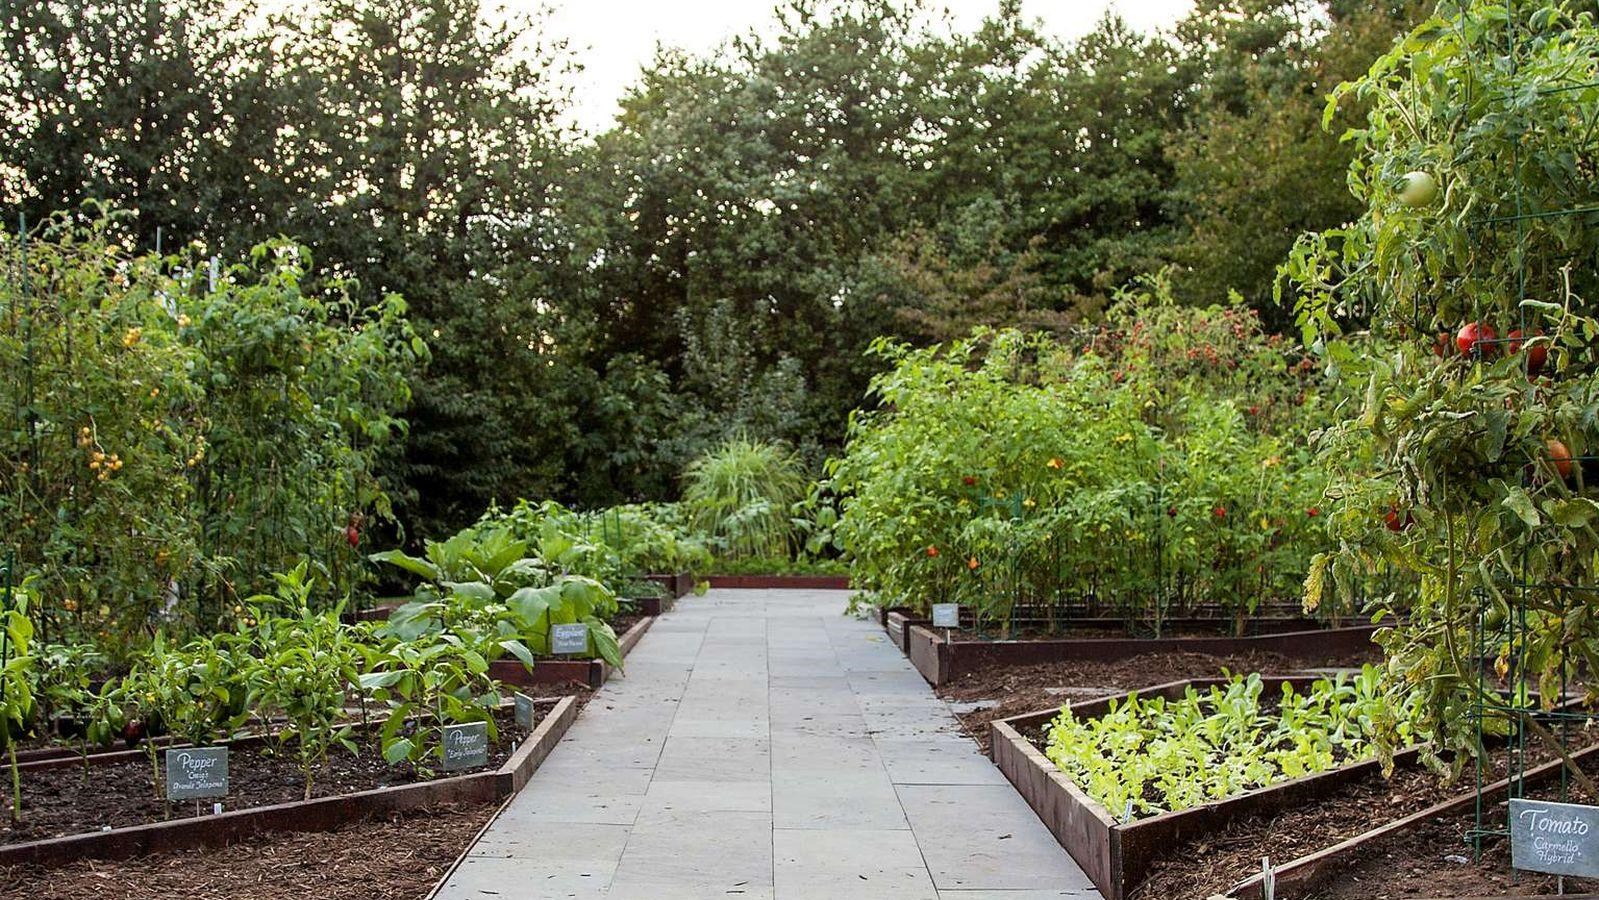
[435,588,1097,899]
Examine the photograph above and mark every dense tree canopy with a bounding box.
[0,0,1424,539]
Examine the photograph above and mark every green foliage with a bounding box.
[1284,0,1599,762]
[119,632,254,799]
[0,589,33,823]
[357,639,504,777]
[683,437,809,560]
[0,215,422,650]
[1044,668,1420,818]
[371,526,622,668]
[0,0,1411,534]
[1170,1,1425,330]
[832,281,1339,630]
[242,565,362,800]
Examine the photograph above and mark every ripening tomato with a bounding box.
[1456,321,1498,359]
[1547,438,1574,480]
[967,557,979,570]
[1508,329,1547,375]
[925,546,938,558]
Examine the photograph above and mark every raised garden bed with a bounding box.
[623,594,674,617]
[705,574,850,589]
[0,695,578,870]
[908,622,1380,686]
[1225,742,1599,899]
[488,613,654,689]
[990,675,1392,900]
[644,572,694,598]
[0,803,499,900]
[936,650,1373,754]
[883,609,924,653]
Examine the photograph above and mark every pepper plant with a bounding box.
[831,282,1342,634]
[118,632,255,800]
[0,589,33,824]
[358,638,504,777]
[243,564,362,800]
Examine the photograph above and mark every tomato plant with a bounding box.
[831,276,1344,633]
[0,213,424,654]
[1284,1,1599,763]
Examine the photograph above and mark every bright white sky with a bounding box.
[532,0,1196,132]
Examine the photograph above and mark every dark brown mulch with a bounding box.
[0,804,495,900]
[1309,760,1599,899]
[936,649,1376,752]
[1132,764,1447,899]
[1,707,538,846]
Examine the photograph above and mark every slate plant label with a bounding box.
[551,622,589,655]
[1510,797,1599,877]
[441,721,490,772]
[931,603,960,629]
[514,691,537,730]
[166,746,229,801]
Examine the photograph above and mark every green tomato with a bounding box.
[1399,171,1438,207]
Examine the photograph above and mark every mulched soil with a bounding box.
[1309,758,1599,899]
[3,705,545,846]
[936,649,1376,752]
[1133,762,1450,899]
[0,804,495,900]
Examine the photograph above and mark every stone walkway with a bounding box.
[436,588,1096,899]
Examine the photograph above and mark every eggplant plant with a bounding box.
[373,528,620,668]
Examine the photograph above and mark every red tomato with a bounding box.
[962,476,976,486]
[1213,507,1226,519]
[1508,329,1547,375]
[925,546,938,558]
[1456,321,1498,359]
[1167,506,1178,518]
[1307,507,1320,517]
[346,525,360,548]
[1384,507,1414,532]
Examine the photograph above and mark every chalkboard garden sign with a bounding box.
[1510,797,1599,877]
[441,721,490,772]
[514,691,537,730]
[166,746,229,801]
[550,623,589,655]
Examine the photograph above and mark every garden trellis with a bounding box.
[0,213,421,650]
[1460,0,1599,861]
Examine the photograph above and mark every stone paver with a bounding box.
[435,588,1098,899]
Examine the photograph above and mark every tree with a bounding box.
[1168,0,1424,327]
